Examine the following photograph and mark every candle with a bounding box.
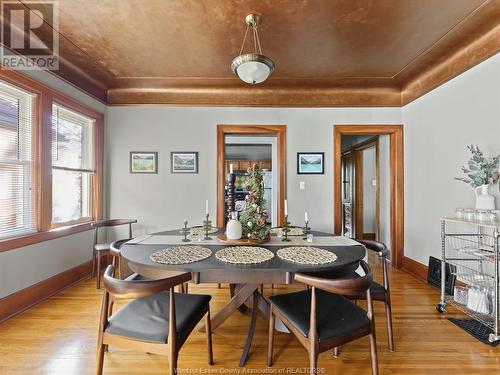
[284,199,288,216]
[305,212,308,223]
[229,164,234,174]
[205,200,209,215]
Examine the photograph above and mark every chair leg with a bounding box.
[95,340,105,375]
[184,283,189,294]
[96,252,102,289]
[91,250,96,278]
[309,347,318,372]
[333,346,341,357]
[267,308,275,367]
[385,299,395,352]
[205,310,214,365]
[169,346,178,375]
[369,333,379,375]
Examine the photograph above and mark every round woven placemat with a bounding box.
[150,246,212,265]
[189,226,218,236]
[277,246,337,265]
[215,246,274,264]
[270,227,304,236]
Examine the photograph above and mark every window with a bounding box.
[0,81,36,239]
[51,104,95,225]
[0,68,103,251]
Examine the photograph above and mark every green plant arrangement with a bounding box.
[455,145,500,187]
[239,164,270,241]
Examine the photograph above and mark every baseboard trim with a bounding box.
[402,256,428,282]
[0,260,94,324]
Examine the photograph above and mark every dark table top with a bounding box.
[120,229,366,274]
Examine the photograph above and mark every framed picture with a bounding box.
[171,152,198,174]
[130,151,158,174]
[297,152,325,174]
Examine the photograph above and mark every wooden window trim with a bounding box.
[0,67,104,253]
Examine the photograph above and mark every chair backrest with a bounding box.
[103,265,191,299]
[92,219,137,245]
[294,260,373,296]
[92,219,137,228]
[109,239,131,257]
[355,239,390,291]
[355,239,389,258]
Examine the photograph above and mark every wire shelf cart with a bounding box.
[436,217,500,343]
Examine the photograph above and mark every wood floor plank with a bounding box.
[0,256,499,374]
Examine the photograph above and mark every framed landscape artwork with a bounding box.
[130,151,158,173]
[171,152,198,173]
[297,152,324,174]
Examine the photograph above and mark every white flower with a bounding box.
[247,221,253,228]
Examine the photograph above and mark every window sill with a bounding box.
[0,222,93,253]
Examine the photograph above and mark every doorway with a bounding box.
[341,136,380,241]
[216,125,286,227]
[334,125,404,268]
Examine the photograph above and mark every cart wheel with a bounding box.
[436,303,446,313]
[488,334,499,343]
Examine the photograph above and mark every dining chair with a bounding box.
[110,239,189,293]
[352,239,394,352]
[96,265,213,375]
[109,239,147,280]
[91,219,137,289]
[267,260,378,374]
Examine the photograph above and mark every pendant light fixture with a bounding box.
[231,14,275,84]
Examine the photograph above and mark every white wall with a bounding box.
[106,107,401,237]
[0,68,106,298]
[403,52,500,265]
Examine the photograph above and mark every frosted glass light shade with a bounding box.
[231,53,275,84]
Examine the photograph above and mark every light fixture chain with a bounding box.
[239,24,250,56]
[253,24,258,53]
[255,25,263,55]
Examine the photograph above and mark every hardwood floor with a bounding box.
[0,255,499,375]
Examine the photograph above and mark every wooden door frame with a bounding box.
[216,125,286,227]
[334,125,404,268]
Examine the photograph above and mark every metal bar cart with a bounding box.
[436,217,500,343]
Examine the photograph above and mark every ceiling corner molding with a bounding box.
[106,85,401,107]
[401,17,500,105]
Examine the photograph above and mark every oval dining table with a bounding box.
[120,228,366,366]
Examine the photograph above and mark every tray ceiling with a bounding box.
[8,0,500,106]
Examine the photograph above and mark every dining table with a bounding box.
[120,228,366,366]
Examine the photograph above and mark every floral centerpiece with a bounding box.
[455,145,499,187]
[239,164,270,241]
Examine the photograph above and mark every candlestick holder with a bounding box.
[282,215,291,242]
[225,172,236,225]
[180,221,190,242]
[302,220,311,240]
[203,214,212,240]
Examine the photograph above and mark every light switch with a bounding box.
[371,179,377,186]
[299,181,306,190]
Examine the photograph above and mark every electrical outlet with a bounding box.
[299,181,306,190]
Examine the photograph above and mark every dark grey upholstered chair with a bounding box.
[267,261,378,375]
[96,265,213,375]
[91,219,137,289]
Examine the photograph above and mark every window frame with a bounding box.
[51,102,96,227]
[0,67,104,252]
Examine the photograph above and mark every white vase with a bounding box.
[226,212,243,240]
[475,184,495,210]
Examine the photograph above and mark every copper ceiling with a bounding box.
[7,0,500,106]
